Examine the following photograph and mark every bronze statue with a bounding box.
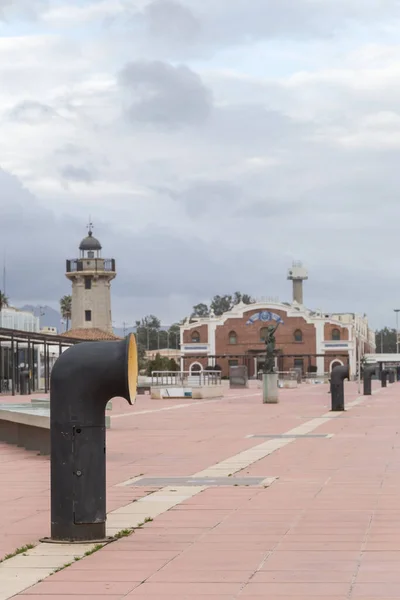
[263,322,280,374]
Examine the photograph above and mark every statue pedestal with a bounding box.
[262,373,279,404]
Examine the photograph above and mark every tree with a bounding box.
[158,323,180,349]
[191,292,254,320]
[60,295,72,331]
[211,292,255,316]
[0,291,9,311]
[375,328,397,353]
[191,303,209,318]
[135,315,161,351]
[211,295,232,316]
[146,353,179,376]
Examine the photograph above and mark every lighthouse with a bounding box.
[66,223,116,333]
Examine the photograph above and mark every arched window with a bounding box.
[294,329,303,343]
[260,327,268,342]
[191,331,200,343]
[332,328,341,341]
[229,331,237,344]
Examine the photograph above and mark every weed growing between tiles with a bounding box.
[0,543,35,563]
[113,528,134,540]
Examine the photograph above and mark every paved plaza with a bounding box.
[2,380,400,598]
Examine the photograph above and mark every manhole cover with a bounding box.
[249,434,330,439]
[127,476,267,487]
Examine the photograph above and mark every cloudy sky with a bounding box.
[1,0,400,329]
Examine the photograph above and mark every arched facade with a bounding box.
[181,302,375,378]
[330,359,344,371]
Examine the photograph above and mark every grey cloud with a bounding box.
[144,0,201,44]
[119,60,212,127]
[60,165,96,184]
[125,0,400,57]
[0,168,254,321]
[160,180,242,217]
[233,199,309,220]
[0,0,47,20]
[8,101,58,124]
[55,144,87,157]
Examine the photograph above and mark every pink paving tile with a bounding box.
[240,582,352,595]
[18,597,124,600]
[251,570,354,583]
[21,581,141,595]
[351,583,400,597]
[148,568,253,583]
[125,582,242,595]
[50,569,145,583]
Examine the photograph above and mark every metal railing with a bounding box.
[257,370,298,381]
[151,370,222,388]
[66,259,116,273]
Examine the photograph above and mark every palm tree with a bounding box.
[0,291,9,311]
[60,295,72,331]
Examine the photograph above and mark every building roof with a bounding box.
[61,328,122,341]
[79,230,102,251]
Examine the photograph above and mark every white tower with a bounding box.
[66,224,116,332]
[287,261,308,305]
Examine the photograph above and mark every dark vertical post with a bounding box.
[49,334,137,542]
[381,369,389,388]
[15,340,20,394]
[363,365,376,396]
[11,334,15,396]
[0,340,2,394]
[44,342,48,394]
[331,365,349,411]
[389,370,395,384]
[27,339,32,395]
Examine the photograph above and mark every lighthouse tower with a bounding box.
[66,224,116,333]
[287,261,308,305]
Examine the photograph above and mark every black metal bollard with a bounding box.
[381,369,389,388]
[49,334,137,543]
[389,370,395,384]
[331,365,349,411]
[19,369,30,395]
[363,365,376,396]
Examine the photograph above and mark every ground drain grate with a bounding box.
[249,434,331,439]
[127,476,267,487]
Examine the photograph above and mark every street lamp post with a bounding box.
[395,310,400,354]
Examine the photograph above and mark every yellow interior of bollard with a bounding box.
[127,333,138,403]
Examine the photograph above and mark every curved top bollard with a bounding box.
[364,365,377,378]
[363,364,376,396]
[331,364,349,383]
[50,334,138,543]
[331,364,349,411]
[51,334,137,427]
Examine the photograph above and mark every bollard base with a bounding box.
[40,536,115,545]
[263,373,279,404]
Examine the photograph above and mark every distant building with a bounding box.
[40,326,57,335]
[145,348,181,362]
[180,265,376,378]
[65,223,116,337]
[61,328,121,341]
[0,306,39,332]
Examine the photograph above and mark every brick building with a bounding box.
[180,301,376,379]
